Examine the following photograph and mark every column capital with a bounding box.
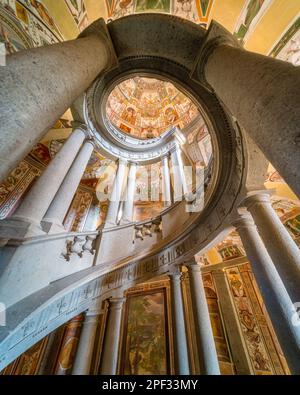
[118,158,128,166]
[84,137,96,149]
[190,20,241,86]
[83,311,101,324]
[168,265,184,281]
[78,18,118,70]
[71,121,88,133]
[128,161,138,167]
[161,153,170,161]
[241,190,273,210]
[185,259,202,272]
[108,297,126,310]
[171,140,181,153]
[232,213,256,231]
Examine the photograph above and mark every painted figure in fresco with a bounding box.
[283,37,300,66]
[30,0,59,33]
[0,25,16,54]
[164,107,178,124]
[124,107,136,124]
[228,271,245,297]
[124,293,167,375]
[285,215,300,237]
[235,0,265,42]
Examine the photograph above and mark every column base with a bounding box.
[103,220,117,229]
[119,218,132,225]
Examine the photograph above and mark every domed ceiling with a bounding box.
[106,77,199,139]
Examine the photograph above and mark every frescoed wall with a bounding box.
[121,282,171,375]
[225,264,288,374]
[65,0,89,31]
[0,0,63,53]
[270,16,300,66]
[234,0,273,44]
[105,0,215,27]
[202,272,235,374]
[0,337,48,375]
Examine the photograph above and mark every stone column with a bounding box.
[187,263,220,375]
[10,128,86,234]
[121,162,137,223]
[105,159,128,226]
[0,19,116,182]
[99,297,125,375]
[169,271,190,375]
[242,192,300,303]
[161,155,172,207]
[212,269,253,375]
[193,21,300,197]
[233,214,300,374]
[171,145,188,201]
[72,311,100,375]
[42,139,94,233]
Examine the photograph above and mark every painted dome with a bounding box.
[106,77,199,139]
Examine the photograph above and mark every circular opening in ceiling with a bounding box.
[106,76,200,140]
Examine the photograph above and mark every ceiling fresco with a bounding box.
[106,0,214,27]
[106,77,199,139]
[1,1,299,63]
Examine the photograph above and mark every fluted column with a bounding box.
[171,145,188,201]
[169,271,190,375]
[194,21,300,197]
[12,128,86,227]
[187,262,220,375]
[0,19,116,182]
[233,213,300,374]
[99,297,125,375]
[105,159,128,226]
[242,192,300,303]
[161,155,172,207]
[42,139,94,232]
[121,162,137,223]
[72,311,100,375]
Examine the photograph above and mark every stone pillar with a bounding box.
[121,162,137,223]
[72,311,100,375]
[105,159,128,226]
[99,297,125,375]
[233,214,300,374]
[169,271,190,375]
[242,192,300,303]
[193,21,300,197]
[187,263,220,375]
[42,139,94,232]
[171,145,188,201]
[9,128,86,234]
[161,155,172,207]
[212,269,253,375]
[0,19,116,182]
